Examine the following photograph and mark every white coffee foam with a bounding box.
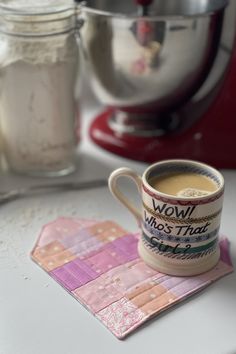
[177,188,211,198]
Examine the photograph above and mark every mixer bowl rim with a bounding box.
[81,0,228,20]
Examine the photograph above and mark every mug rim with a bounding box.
[142,159,224,201]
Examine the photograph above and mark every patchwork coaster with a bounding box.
[31,218,233,339]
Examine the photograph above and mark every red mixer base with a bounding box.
[89,109,236,169]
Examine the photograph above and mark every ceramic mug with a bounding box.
[108,159,224,276]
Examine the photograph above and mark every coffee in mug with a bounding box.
[109,160,224,276]
[150,172,218,197]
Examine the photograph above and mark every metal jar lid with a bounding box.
[0,0,80,36]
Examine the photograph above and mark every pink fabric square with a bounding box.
[103,260,157,292]
[97,298,146,339]
[68,237,103,257]
[73,278,123,313]
[198,260,233,282]
[83,249,121,273]
[59,229,91,248]
[163,276,206,297]
[36,218,96,247]
[87,221,127,241]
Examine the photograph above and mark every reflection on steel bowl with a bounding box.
[79,0,228,112]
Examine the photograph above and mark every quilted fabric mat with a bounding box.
[31,217,233,339]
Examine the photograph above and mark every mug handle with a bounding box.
[108,167,143,226]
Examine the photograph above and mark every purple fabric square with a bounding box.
[112,235,139,262]
[220,238,233,266]
[69,237,103,257]
[51,267,83,291]
[163,277,206,297]
[59,229,91,248]
[83,249,122,273]
[160,277,186,290]
[73,258,99,279]
[50,259,99,291]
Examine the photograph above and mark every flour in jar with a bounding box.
[0,0,80,176]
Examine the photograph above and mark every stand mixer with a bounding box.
[79,0,236,168]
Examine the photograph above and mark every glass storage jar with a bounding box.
[0,1,80,177]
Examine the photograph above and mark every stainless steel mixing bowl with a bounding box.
[79,0,228,133]
[79,0,227,107]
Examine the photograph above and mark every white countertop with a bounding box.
[0,97,236,354]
